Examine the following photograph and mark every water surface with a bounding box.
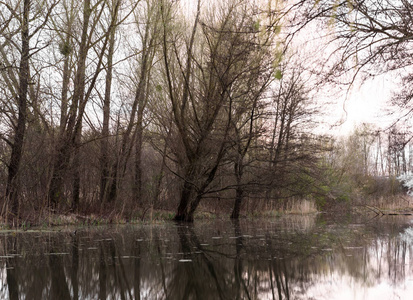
[1,214,413,299]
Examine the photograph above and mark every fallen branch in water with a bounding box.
[360,205,384,216]
[356,205,413,216]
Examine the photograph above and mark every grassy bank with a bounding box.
[0,199,320,230]
[2,194,412,230]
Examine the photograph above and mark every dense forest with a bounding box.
[1,0,413,224]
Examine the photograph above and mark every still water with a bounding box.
[1,214,413,299]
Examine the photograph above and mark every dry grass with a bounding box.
[261,198,318,218]
[283,199,318,214]
[368,195,413,211]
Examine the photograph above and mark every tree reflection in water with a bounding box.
[0,216,412,299]
[5,236,18,300]
[48,242,71,300]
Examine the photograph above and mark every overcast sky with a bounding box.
[335,74,394,135]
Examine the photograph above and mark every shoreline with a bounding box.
[2,204,413,230]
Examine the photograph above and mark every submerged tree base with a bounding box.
[173,214,195,223]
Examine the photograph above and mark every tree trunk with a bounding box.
[173,155,216,222]
[60,30,72,131]
[134,117,143,205]
[153,121,172,208]
[100,0,118,204]
[72,123,82,212]
[6,0,30,217]
[173,179,195,222]
[107,167,118,203]
[231,186,244,219]
[231,158,244,219]
[48,137,73,208]
[231,107,255,219]
[133,67,149,206]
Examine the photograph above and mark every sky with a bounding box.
[334,74,394,135]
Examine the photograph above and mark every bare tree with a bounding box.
[290,1,413,108]
[100,0,118,203]
[226,27,274,218]
[5,0,31,217]
[101,0,158,205]
[262,59,321,206]
[133,0,160,205]
[1,0,57,218]
[48,0,122,209]
[160,0,276,221]
[99,0,122,205]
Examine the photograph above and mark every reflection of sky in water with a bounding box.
[304,225,413,300]
[307,279,413,300]
[400,226,413,244]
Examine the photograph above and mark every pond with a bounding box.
[1,214,413,299]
